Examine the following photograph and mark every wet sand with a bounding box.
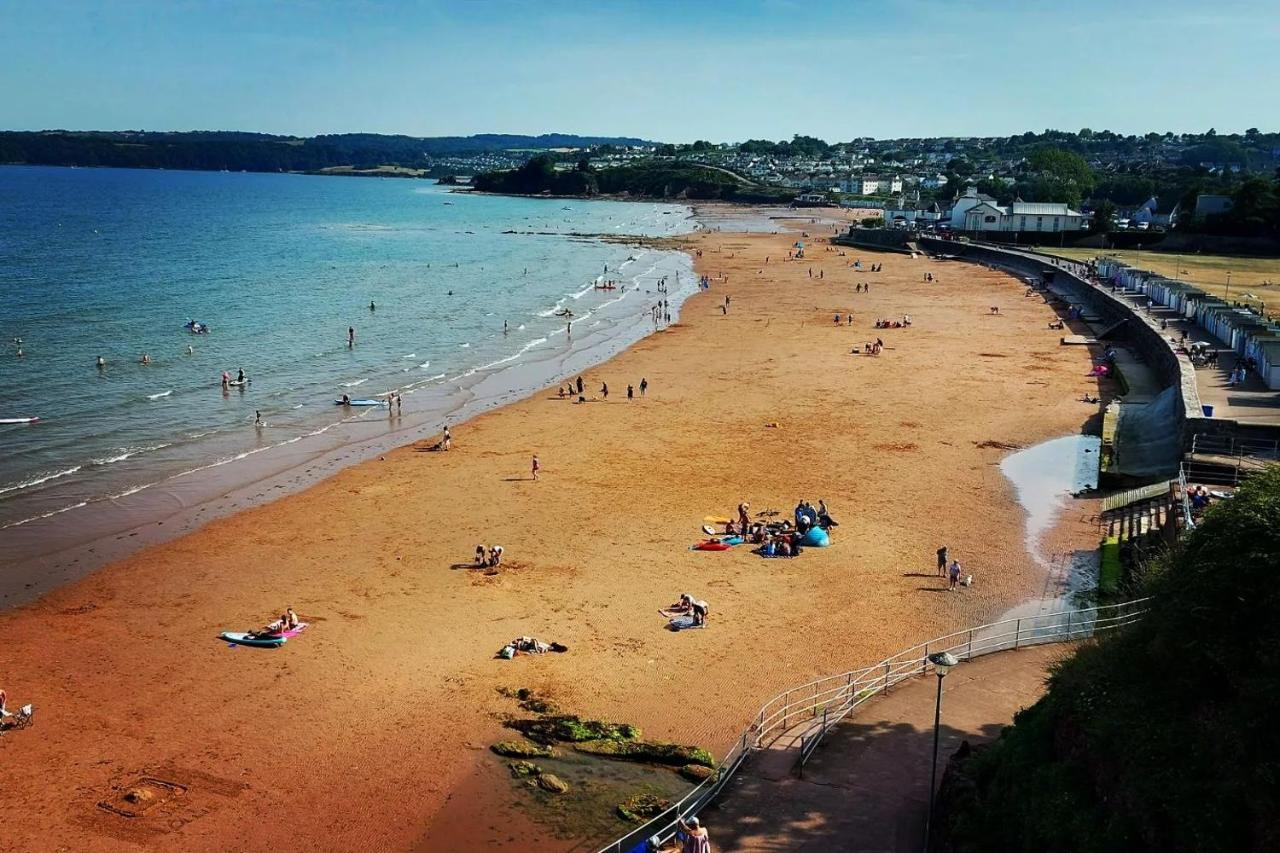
[0,220,1106,850]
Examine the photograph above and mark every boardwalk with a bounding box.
[707,644,1067,853]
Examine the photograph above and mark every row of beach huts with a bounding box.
[1096,258,1280,391]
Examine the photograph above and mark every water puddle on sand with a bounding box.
[998,434,1102,620]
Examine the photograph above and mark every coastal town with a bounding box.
[3,3,1280,853]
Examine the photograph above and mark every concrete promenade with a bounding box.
[708,644,1067,853]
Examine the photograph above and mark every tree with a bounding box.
[1089,199,1117,234]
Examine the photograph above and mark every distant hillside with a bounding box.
[473,154,794,202]
[0,130,655,174]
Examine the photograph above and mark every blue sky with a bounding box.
[4,0,1276,142]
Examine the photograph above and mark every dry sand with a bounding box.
[0,220,1106,851]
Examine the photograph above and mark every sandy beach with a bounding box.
[0,216,1106,851]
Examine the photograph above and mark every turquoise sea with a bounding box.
[0,166,695,578]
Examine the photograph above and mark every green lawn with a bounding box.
[1048,247,1280,316]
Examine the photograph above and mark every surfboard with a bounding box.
[220,632,285,647]
[0,417,39,424]
[335,399,386,406]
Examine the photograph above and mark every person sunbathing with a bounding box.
[665,593,695,614]
[512,636,549,654]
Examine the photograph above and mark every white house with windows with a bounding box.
[948,186,1001,230]
[857,175,903,195]
[961,200,1088,233]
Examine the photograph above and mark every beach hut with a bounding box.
[1252,339,1280,390]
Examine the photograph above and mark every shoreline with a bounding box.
[0,212,707,609]
[0,219,1107,850]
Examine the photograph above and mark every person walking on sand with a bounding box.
[678,816,711,853]
[601,382,608,399]
[640,377,648,396]
[531,455,540,481]
[937,546,948,576]
[948,559,962,591]
[627,384,634,400]
[576,375,584,395]
[442,426,452,451]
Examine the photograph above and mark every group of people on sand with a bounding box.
[712,499,838,557]
[859,338,885,356]
[855,282,872,293]
[557,374,648,403]
[661,593,710,628]
[874,316,911,329]
[936,546,972,591]
[474,544,504,567]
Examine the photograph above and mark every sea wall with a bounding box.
[919,238,1193,476]
[833,228,915,254]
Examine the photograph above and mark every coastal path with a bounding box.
[709,644,1065,852]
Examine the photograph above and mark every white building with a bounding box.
[858,175,902,195]
[961,200,1088,233]
[883,200,946,228]
[948,186,1000,230]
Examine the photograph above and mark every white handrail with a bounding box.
[594,599,1148,853]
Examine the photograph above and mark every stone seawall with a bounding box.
[919,238,1193,477]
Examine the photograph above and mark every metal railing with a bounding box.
[1190,433,1280,463]
[594,599,1148,853]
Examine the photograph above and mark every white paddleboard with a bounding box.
[0,417,39,424]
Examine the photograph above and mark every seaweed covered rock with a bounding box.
[536,773,570,794]
[679,763,716,782]
[507,760,541,778]
[491,740,557,758]
[506,714,640,745]
[617,792,672,823]
[575,738,715,768]
[497,687,560,715]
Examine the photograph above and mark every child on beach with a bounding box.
[531,455,540,481]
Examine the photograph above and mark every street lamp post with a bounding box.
[923,651,960,852]
[1226,270,1232,302]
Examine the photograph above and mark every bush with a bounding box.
[937,467,1280,853]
